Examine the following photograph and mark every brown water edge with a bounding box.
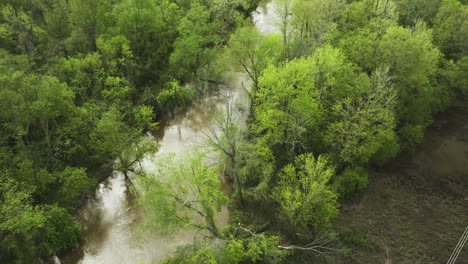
[375,99,468,198]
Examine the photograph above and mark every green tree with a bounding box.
[133,105,159,131]
[157,81,196,113]
[37,204,81,257]
[169,3,220,83]
[162,233,286,264]
[377,22,442,147]
[89,108,134,165]
[289,0,345,57]
[1,5,47,63]
[332,166,368,199]
[326,67,399,165]
[255,45,367,156]
[203,99,248,203]
[396,0,442,27]
[336,0,398,72]
[68,0,112,52]
[117,136,157,187]
[224,26,283,103]
[272,153,338,232]
[113,0,179,85]
[0,175,46,263]
[55,166,89,208]
[432,0,468,60]
[255,56,321,156]
[138,149,228,238]
[40,0,71,57]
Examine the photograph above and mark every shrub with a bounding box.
[333,166,368,199]
[157,81,195,113]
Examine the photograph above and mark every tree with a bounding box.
[113,0,179,85]
[36,204,81,257]
[55,166,89,208]
[31,76,75,163]
[377,22,442,147]
[157,81,196,113]
[68,0,112,52]
[272,0,293,58]
[289,0,345,57]
[40,0,71,57]
[117,136,157,188]
[133,105,159,131]
[0,175,46,263]
[254,45,367,156]
[169,3,220,83]
[224,26,283,104]
[0,175,81,263]
[395,0,442,27]
[272,153,338,232]
[138,149,228,238]
[89,108,135,165]
[325,67,399,166]
[332,166,368,199]
[161,232,286,264]
[432,0,468,60]
[203,98,247,203]
[255,56,321,156]
[336,0,398,72]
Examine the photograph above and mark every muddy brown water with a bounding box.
[379,100,468,198]
[58,2,280,264]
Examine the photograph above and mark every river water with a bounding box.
[59,2,279,264]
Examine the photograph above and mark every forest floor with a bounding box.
[334,100,468,264]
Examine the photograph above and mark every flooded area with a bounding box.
[384,100,468,198]
[335,100,468,264]
[59,2,279,264]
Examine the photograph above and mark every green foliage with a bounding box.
[289,0,345,57]
[273,153,338,231]
[377,23,443,147]
[157,81,196,113]
[117,136,158,179]
[89,108,134,163]
[169,3,220,82]
[113,0,179,85]
[326,67,399,165]
[333,167,369,199]
[37,205,81,256]
[162,234,286,264]
[0,175,46,263]
[224,26,284,98]
[452,57,468,96]
[134,105,159,131]
[138,149,228,238]
[432,0,468,60]
[0,174,80,262]
[395,0,442,27]
[55,166,89,208]
[255,45,367,156]
[0,5,48,63]
[69,0,112,52]
[255,56,320,155]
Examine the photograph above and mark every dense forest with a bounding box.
[0,0,466,263]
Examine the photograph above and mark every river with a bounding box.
[59,2,279,264]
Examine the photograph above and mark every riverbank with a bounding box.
[334,100,468,263]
